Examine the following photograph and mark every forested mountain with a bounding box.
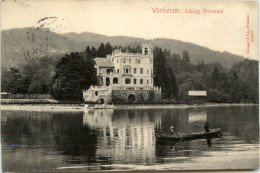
[2,40,258,103]
[2,27,245,68]
[2,27,257,103]
[64,32,245,68]
[1,28,83,68]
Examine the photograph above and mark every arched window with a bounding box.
[128,94,135,102]
[113,77,118,84]
[145,48,148,55]
[125,78,131,84]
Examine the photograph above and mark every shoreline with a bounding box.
[1,103,258,111]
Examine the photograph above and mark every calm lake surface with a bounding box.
[1,105,259,172]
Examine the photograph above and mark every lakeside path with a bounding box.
[1,103,258,112]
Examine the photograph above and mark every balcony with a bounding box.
[112,86,161,91]
[122,73,133,77]
[99,72,119,77]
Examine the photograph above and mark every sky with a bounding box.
[1,0,258,60]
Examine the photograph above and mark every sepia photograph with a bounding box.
[0,0,259,172]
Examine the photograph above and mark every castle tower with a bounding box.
[142,43,153,55]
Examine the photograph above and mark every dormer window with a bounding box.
[142,43,153,55]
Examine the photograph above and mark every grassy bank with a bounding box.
[1,99,257,106]
[1,99,82,105]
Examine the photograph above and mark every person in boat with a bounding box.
[169,126,181,138]
[204,122,211,132]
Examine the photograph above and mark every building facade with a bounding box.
[83,43,161,103]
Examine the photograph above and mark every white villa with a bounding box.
[83,43,161,103]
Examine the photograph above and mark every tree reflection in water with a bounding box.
[52,114,98,164]
[55,126,97,158]
[206,137,212,148]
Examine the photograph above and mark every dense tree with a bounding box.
[1,56,57,94]
[105,42,113,55]
[1,67,8,92]
[1,68,24,94]
[131,45,142,53]
[28,81,43,94]
[180,50,193,72]
[164,67,179,99]
[50,52,97,101]
[84,46,91,57]
[90,46,97,59]
[97,43,106,57]
[39,56,58,69]
[153,47,166,88]
[29,68,55,94]
[21,59,41,78]
[229,59,258,103]
[153,47,178,100]
[84,46,97,59]
[182,50,191,63]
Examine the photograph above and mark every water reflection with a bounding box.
[207,137,212,148]
[1,105,259,171]
[52,114,98,164]
[83,109,161,165]
[207,106,259,143]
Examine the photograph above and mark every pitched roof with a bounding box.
[94,58,114,68]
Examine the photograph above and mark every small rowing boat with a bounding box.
[155,128,222,144]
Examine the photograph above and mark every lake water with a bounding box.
[1,105,259,172]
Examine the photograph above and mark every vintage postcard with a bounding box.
[1,0,259,172]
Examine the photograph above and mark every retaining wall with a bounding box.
[112,90,161,103]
